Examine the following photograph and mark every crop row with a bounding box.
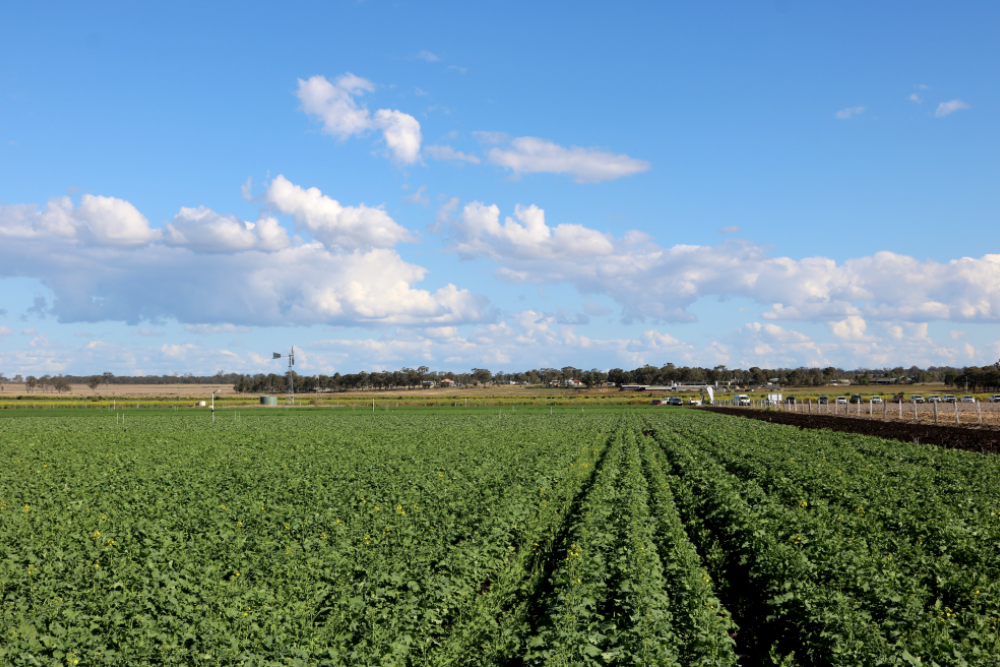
[645,409,1000,666]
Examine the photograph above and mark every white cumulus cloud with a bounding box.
[0,195,160,246]
[262,175,413,251]
[443,200,615,260]
[0,191,489,329]
[487,136,650,183]
[435,198,1000,328]
[295,74,422,164]
[164,207,290,253]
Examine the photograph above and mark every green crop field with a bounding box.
[1,407,998,666]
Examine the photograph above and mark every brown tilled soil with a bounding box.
[701,406,1000,455]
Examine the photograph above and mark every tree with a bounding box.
[471,368,492,385]
[103,372,114,386]
[583,368,607,388]
[88,376,101,392]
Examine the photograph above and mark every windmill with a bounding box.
[273,346,295,404]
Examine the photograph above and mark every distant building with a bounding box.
[439,378,455,387]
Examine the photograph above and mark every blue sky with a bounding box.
[1,1,998,377]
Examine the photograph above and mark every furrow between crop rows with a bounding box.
[644,410,1000,666]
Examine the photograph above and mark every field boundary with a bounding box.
[699,406,1000,454]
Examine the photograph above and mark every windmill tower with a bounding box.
[272,346,295,404]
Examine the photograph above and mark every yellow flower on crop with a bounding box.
[237,521,243,527]
[93,530,100,538]
[320,533,327,539]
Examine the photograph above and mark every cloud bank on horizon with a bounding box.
[2,174,998,375]
[1,1,996,376]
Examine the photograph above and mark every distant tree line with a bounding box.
[230,362,1000,394]
[0,370,243,393]
[1,361,997,394]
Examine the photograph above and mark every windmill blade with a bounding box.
[273,352,282,359]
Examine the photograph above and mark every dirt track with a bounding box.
[701,406,1000,455]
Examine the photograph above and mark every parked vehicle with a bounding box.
[891,393,906,403]
[849,394,863,404]
[961,395,976,403]
[785,396,797,405]
[991,395,1000,403]
[688,399,702,406]
[870,396,883,404]
[836,397,848,405]
[928,395,942,402]
[649,399,662,406]
[666,397,684,406]
[817,395,829,405]
[943,395,957,403]
[735,394,751,406]
[910,395,925,403]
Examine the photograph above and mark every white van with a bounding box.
[735,394,751,406]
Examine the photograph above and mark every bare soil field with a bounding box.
[0,383,240,398]
[702,406,1000,455]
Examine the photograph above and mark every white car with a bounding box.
[835,397,848,405]
[961,395,976,403]
[991,395,1000,403]
[943,395,957,403]
[928,395,942,402]
[735,394,751,406]
[910,395,925,404]
[870,396,883,404]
